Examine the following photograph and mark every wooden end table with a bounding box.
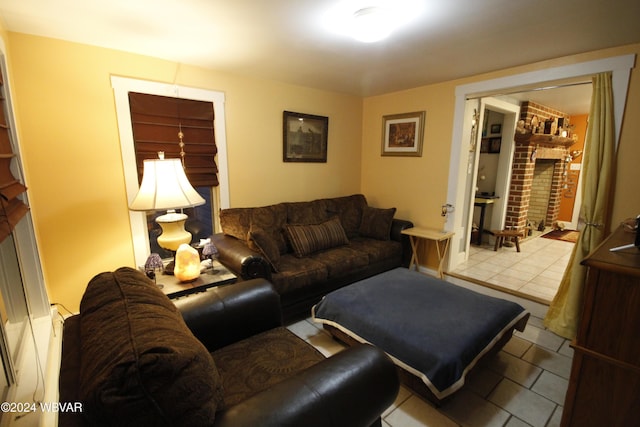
[402,227,454,279]
[153,259,237,299]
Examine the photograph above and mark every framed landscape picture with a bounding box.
[381,111,425,156]
[283,111,328,162]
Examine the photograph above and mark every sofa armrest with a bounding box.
[391,219,414,267]
[390,218,413,241]
[211,233,272,280]
[173,279,282,351]
[213,344,399,427]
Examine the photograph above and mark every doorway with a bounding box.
[443,54,635,302]
[466,97,520,246]
[452,94,578,304]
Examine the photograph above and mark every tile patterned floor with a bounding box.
[287,277,572,427]
[450,235,575,304]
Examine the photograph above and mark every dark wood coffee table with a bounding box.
[156,260,237,299]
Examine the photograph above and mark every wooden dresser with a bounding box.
[561,226,640,426]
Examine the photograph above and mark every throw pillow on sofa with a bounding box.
[285,217,349,257]
[249,226,281,272]
[359,206,396,241]
[78,267,224,427]
[325,194,368,238]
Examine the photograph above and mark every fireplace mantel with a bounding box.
[514,133,576,148]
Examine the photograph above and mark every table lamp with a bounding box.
[129,152,205,274]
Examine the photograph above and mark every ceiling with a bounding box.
[496,81,594,116]
[0,0,638,113]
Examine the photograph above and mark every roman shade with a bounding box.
[0,73,28,243]
[128,92,218,187]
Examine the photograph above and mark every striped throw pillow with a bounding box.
[285,217,349,257]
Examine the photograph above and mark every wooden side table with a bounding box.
[401,227,454,278]
[473,196,497,245]
[154,259,237,299]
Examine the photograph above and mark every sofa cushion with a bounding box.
[212,327,325,408]
[325,194,368,238]
[284,217,349,258]
[78,267,224,427]
[250,203,288,253]
[220,207,252,241]
[286,199,330,225]
[310,246,369,278]
[248,226,281,272]
[270,255,329,295]
[220,204,288,254]
[359,206,396,241]
[349,237,403,264]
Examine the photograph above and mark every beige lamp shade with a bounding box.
[129,157,205,211]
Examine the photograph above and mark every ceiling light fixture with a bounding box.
[351,6,392,43]
[323,0,425,43]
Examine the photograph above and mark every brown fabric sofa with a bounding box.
[212,194,413,321]
[59,267,399,427]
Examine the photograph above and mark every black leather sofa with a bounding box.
[59,267,399,427]
[212,194,413,321]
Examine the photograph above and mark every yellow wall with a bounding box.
[4,30,640,310]
[361,82,455,225]
[361,44,640,270]
[6,33,363,312]
[558,114,587,222]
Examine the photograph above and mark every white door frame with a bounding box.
[481,98,520,231]
[444,54,635,271]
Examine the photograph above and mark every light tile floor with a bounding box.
[287,277,572,427]
[450,235,575,304]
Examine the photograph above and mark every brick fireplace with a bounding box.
[506,101,575,232]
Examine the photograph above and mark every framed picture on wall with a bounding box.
[283,111,328,162]
[480,138,490,153]
[490,124,502,134]
[381,111,425,157]
[489,137,502,153]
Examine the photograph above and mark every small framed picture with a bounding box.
[489,137,502,153]
[381,111,425,157]
[283,111,328,163]
[480,138,490,153]
[490,124,502,134]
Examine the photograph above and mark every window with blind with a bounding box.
[0,58,49,406]
[0,73,28,243]
[128,92,218,257]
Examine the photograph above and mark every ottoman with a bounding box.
[312,267,529,405]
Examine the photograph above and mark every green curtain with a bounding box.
[544,72,616,339]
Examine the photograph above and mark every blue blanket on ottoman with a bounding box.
[312,267,528,400]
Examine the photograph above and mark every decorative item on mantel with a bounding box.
[174,243,201,282]
[513,132,576,147]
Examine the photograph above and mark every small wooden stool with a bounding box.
[492,229,525,252]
